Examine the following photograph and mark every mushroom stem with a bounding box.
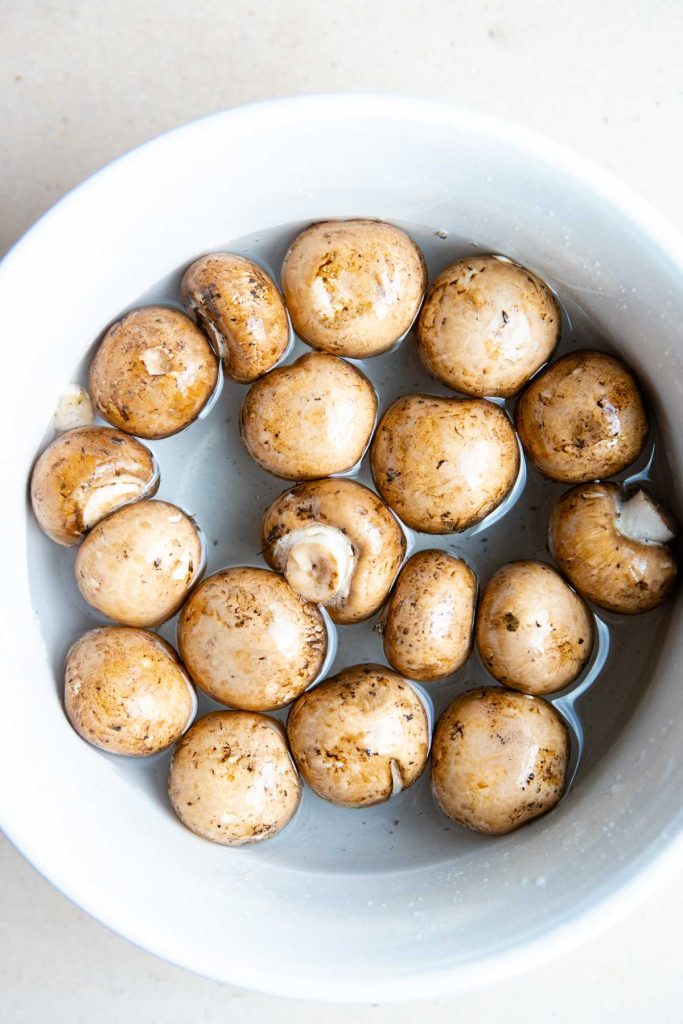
[78,475,157,530]
[53,384,94,432]
[389,758,404,797]
[274,525,356,604]
[616,489,676,545]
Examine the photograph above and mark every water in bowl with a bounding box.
[28,221,675,874]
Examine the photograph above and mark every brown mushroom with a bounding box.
[431,687,569,834]
[168,711,301,845]
[476,561,594,694]
[75,499,205,627]
[177,566,327,711]
[287,664,430,807]
[64,626,195,755]
[549,483,677,613]
[381,550,476,681]
[240,352,377,479]
[181,252,289,382]
[417,255,559,397]
[515,350,648,482]
[282,219,427,358]
[370,393,519,533]
[30,426,158,546]
[261,478,405,624]
[89,306,218,438]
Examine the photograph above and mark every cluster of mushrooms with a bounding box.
[30,219,678,845]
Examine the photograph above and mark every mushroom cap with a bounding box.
[370,394,519,533]
[30,426,158,546]
[181,253,289,383]
[515,350,648,482]
[177,567,327,711]
[89,306,218,439]
[282,219,427,358]
[431,687,569,834]
[476,561,594,695]
[262,478,406,624]
[64,626,195,756]
[382,549,477,681]
[75,499,205,627]
[240,352,377,480]
[549,483,677,613]
[287,664,430,808]
[168,711,301,846]
[417,256,560,397]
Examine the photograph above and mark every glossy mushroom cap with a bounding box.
[177,567,327,711]
[64,627,195,755]
[282,219,427,358]
[382,550,476,681]
[75,499,205,627]
[30,426,158,546]
[287,664,430,807]
[417,256,559,397]
[515,350,648,482]
[431,688,569,834]
[241,353,377,480]
[89,306,218,439]
[371,393,519,533]
[476,561,594,694]
[168,712,301,845]
[181,252,289,382]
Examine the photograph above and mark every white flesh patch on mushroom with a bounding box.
[141,347,173,375]
[616,489,676,545]
[274,524,356,604]
[186,299,227,359]
[53,385,94,432]
[77,474,157,530]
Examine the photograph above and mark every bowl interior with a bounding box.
[3,96,683,1000]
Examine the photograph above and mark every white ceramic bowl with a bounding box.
[2,96,683,1002]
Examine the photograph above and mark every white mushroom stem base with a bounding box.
[616,489,676,545]
[389,758,404,797]
[53,384,94,432]
[274,525,356,605]
[78,476,156,530]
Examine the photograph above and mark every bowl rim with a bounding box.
[2,93,683,1003]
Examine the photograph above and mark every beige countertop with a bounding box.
[2,1,682,1021]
